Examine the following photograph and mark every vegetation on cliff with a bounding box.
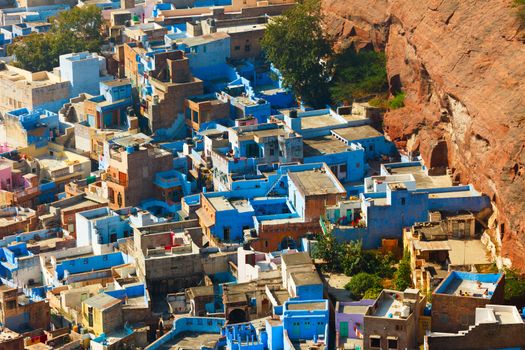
[261,0,388,107]
[8,6,103,72]
[515,0,525,25]
[261,0,332,107]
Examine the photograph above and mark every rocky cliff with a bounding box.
[323,0,525,269]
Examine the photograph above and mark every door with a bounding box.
[292,321,301,339]
[340,321,348,338]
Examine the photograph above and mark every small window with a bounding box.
[103,255,109,261]
[244,44,251,52]
[234,45,240,51]
[370,337,381,348]
[388,338,398,349]
[401,198,406,205]
[356,162,360,168]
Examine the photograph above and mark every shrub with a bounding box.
[393,251,412,291]
[345,272,382,300]
[388,92,405,109]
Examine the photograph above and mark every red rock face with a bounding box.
[323,0,525,269]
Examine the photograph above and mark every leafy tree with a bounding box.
[330,49,388,103]
[341,240,394,278]
[7,33,54,72]
[312,232,344,272]
[393,251,412,291]
[261,0,332,107]
[345,272,382,299]
[8,5,103,72]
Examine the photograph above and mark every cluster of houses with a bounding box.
[0,0,523,349]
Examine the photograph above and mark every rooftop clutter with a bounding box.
[0,1,512,350]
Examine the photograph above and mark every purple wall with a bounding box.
[335,299,375,339]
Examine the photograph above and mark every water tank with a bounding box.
[289,109,298,118]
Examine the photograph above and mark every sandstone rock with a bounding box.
[323,0,525,269]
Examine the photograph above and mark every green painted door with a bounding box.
[340,321,349,337]
[292,322,301,338]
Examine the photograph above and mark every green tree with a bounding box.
[345,272,382,300]
[8,5,103,72]
[7,33,54,72]
[393,251,412,291]
[261,0,332,107]
[340,240,394,278]
[312,232,343,272]
[330,49,387,103]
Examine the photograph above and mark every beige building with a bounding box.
[0,63,70,116]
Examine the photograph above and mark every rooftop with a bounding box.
[288,168,345,196]
[384,164,452,189]
[302,135,350,157]
[300,113,343,130]
[281,252,311,267]
[159,331,221,350]
[435,272,502,298]
[286,301,326,311]
[332,125,383,141]
[84,293,121,310]
[290,270,322,286]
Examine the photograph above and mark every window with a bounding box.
[103,255,109,261]
[87,306,94,327]
[370,336,381,348]
[234,45,240,51]
[223,226,230,241]
[388,338,398,349]
[244,44,251,52]
[356,162,360,168]
[340,164,347,173]
[401,198,406,205]
[369,144,375,151]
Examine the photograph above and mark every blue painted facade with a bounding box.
[324,162,491,248]
[59,52,107,98]
[145,317,225,350]
[54,252,130,282]
[5,108,60,147]
[223,323,267,350]
[304,143,366,183]
[278,299,329,350]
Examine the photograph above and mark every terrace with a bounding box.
[435,272,502,298]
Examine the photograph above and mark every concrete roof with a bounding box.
[286,301,326,311]
[288,168,345,196]
[290,270,322,286]
[281,252,311,267]
[176,32,230,46]
[332,125,383,141]
[84,293,121,310]
[303,135,349,157]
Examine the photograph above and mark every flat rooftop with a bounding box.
[300,113,344,130]
[290,270,322,286]
[384,165,453,189]
[332,125,382,141]
[288,169,345,196]
[208,196,234,211]
[371,291,413,318]
[447,239,491,266]
[160,331,221,350]
[281,252,311,266]
[303,135,349,157]
[435,271,501,298]
[286,301,326,311]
